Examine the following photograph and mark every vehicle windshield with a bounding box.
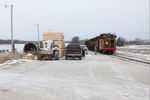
[80,45,88,50]
[66,45,80,49]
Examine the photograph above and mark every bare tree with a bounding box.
[117,37,125,46]
[80,39,88,45]
[134,38,144,45]
[71,36,80,44]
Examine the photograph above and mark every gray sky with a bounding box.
[0,0,149,41]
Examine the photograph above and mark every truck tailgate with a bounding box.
[66,49,82,54]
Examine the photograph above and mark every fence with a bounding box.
[0,50,9,53]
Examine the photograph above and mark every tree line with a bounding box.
[0,39,36,44]
[117,37,150,46]
[1,36,148,46]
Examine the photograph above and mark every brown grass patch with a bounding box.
[0,53,23,64]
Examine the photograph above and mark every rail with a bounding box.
[112,53,150,64]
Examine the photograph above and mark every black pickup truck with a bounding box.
[65,44,83,60]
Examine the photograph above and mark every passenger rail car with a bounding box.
[85,33,117,54]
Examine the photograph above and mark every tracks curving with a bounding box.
[111,53,150,65]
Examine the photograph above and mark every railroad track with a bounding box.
[90,51,150,64]
[112,53,150,64]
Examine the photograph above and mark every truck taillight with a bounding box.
[65,49,68,53]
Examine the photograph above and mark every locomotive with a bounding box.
[85,33,117,54]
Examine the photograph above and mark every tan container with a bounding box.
[59,48,65,57]
[43,32,65,57]
[43,32,64,41]
[53,40,65,57]
[54,41,65,47]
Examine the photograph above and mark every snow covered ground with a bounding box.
[116,45,150,61]
[0,59,33,67]
[0,52,149,100]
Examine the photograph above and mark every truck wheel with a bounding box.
[83,51,85,57]
[48,55,52,60]
[37,53,41,60]
[55,55,59,60]
[79,56,82,60]
[65,56,68,60]
[54,51,59,60]
[111,51,114,55]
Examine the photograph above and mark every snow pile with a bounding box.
[22,53,35,59]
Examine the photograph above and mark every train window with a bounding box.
[111,40,114,43]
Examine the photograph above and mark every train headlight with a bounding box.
[105,41,108,45]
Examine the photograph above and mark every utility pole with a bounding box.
[35,24,40,48]
[5,4,14,53]
[11,5,14,53]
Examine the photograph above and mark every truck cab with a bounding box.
[65,44,83,60]
[37,40,60,60]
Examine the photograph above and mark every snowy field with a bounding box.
[0,52,149,100]
[116,45,150,61]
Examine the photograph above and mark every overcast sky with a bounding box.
[0,0,149,41]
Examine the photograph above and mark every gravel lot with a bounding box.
[0,52,149,100]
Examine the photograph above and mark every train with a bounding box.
[85,33,117,55]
